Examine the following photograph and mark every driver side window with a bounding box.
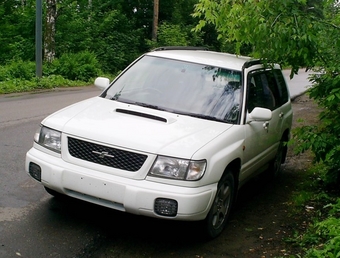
[247,71,278,112]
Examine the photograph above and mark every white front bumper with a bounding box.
[25,147,216,221]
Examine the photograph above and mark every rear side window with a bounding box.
[273,69,289,106]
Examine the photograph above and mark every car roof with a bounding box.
[146,49,254,71]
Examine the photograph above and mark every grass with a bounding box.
[0,75,91,94]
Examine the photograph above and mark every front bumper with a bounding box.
[25,147,216,221]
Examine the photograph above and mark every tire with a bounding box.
[44,187,64,198]
[269,140,284,178]
[205,172,235,239]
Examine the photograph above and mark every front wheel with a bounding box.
[204,172,235,239]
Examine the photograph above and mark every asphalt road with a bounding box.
[0,72,311,258]
[0,87,103,258]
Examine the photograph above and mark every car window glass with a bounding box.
[265,71,282,109]
[273,69,289,105]
[247,72,276,112]
[104,56,242,123]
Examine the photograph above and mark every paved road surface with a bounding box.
[0,86,102,258]
[283,69,313,99]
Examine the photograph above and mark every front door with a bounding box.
[241,69,283,181]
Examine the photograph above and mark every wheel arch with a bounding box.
[221,158,241,192]
[204,158,240,239]
[281,128,290,163]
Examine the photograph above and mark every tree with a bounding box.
[193,0,340,185]
[44,0,57,62]
[193,0,325,76]
[0,0,35,62]
[152,0,159,41]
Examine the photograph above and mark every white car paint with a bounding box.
[25,48,292,226]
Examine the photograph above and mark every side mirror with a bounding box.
[94,77,110,91]
[247,107,272,123]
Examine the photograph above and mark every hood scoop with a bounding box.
[116,108,168,123]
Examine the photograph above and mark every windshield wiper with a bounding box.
[175,111,228,123]
[189,114,225,122]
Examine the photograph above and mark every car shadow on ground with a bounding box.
[40,169,294,258]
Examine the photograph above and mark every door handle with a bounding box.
[263,121,269,131]
[279,112,284,118]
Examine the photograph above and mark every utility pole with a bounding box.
[35,0,42,77]
[152,0,159,41]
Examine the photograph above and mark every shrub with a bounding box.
[0,75,88,94]
[0,60,35,81]
[293,72,340,187]
[53,51,101,81]
[303,200,340,258]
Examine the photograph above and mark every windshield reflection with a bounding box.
[104,56,242,123]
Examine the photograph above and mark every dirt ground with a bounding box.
[87,94,320,258]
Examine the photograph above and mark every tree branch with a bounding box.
[271,13,282,28]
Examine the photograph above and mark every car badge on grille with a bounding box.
[92,151,115,159]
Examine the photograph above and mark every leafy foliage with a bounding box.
[298,199,340,257]
[292,1,340,185]
[0,0,36,62]
[51,51,101,81]
[0,52,98,93]
[193,0,325,76]
[0,60,35,81]
[0,74,88,94]
[193,3,340,254]
[0,0,218,93]
[293,74,340,185]
[193,0,340,187]
[146,21,203,49]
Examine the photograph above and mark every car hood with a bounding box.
[43,97,233,158]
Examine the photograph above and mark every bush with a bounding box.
[302,200,340,258]
[0,75,88,94]
[146,22,204,50]
[0,60,35,81]
[293,72,340,187]
[52,51,101,81]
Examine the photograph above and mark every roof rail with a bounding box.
[152,46,209,51]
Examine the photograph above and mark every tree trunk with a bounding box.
[88,0,92,21]
[152,0,159,41]
[44,0,57,63]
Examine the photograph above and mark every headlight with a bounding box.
[34,126,61,153]
[148,156,206,181]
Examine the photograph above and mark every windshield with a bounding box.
[103,55,242,123]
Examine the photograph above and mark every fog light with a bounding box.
[154,198,178,217]
[29,162,41,182]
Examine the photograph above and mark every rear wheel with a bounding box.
[269,140,284,178]
[205,172,235,238]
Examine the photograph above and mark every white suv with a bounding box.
[25,47,292,238]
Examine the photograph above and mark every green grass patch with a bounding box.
[0,75,90,94]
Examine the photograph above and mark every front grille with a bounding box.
[68,137,147,172]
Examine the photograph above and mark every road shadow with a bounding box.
[38,166,301,257]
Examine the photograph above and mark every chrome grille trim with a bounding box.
[68,137,147,172]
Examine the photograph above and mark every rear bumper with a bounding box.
[25,147,216,221]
